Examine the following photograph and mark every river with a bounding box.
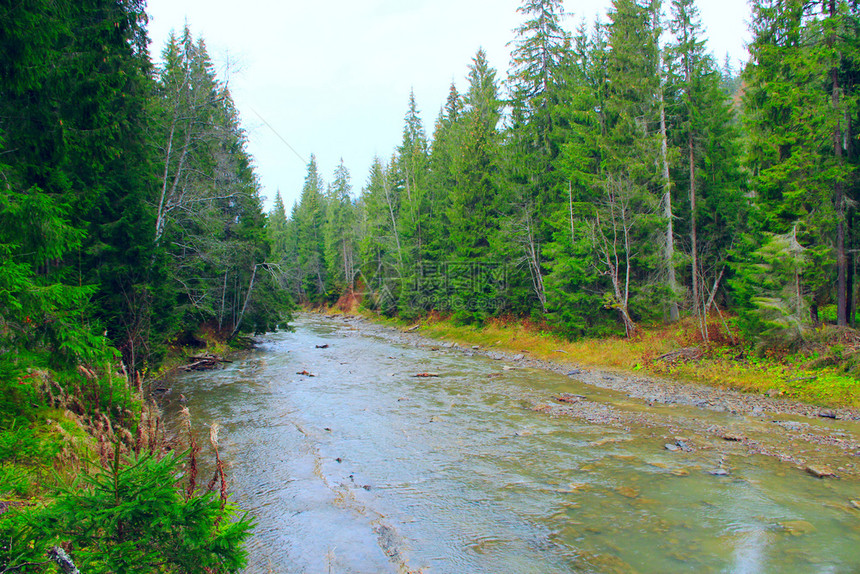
[163,314,860,573]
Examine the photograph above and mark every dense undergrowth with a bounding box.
[0,344,252,573]
[348,307,860,409]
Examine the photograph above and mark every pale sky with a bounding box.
[144,0,752,212]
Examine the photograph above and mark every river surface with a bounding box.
[165,314,860,573]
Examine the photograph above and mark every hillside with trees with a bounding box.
[272,0,859,355]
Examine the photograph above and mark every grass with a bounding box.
[0,349,146,503]
[356,309,860,409]
[0,406,98,500]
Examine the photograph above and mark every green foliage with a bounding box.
[447,49,502,262]
[151,27,292,339]
[0,188,93,359]
[293,155,329,302]
[0,466,34,498]
[743,0,859,327]
[1,0,856,371]
[730,228,830,348]
[1,452,252,574]
[323,161,358,296]
[0,414,60,499]
[0,421,55,467]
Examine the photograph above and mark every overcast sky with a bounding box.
[144,0,752,211]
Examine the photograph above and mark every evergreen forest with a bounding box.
[1,0,859,571]
[1,1,283,571]
[272,0,860,352]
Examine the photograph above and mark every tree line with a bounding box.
[271,0,859,348]
[1,3,273,570]
[0,1,291,374]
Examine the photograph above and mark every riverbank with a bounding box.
[314,311,860,479]
[347,311,860,409]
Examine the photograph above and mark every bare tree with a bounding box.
[589,175,639,336]
[503,200,547,313]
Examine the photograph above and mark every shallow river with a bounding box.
[165,314,860,573]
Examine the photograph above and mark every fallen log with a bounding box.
[48,546,80,574]
[182,354,232,371]
[187,354,232,363]
[654,347,703,363]
[296,370,316,377]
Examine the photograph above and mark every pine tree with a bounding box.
[742,0,858,332]
[546,19,614,334]
[447,49,502,262]
[508,0,572,166]
[395,91,431,268]
[150,30,289,336]
[666,0,746,336]
[324,160,357,297]
[503,0,573,315]
[294,155,328,302]
[355,157,403,314]
[425,83,462,262]
[0,0,156,368]
[267,191,290,260]
[593,0,665,334]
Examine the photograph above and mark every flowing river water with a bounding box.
[163,314,860,573]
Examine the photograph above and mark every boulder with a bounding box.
[806,464,836,478]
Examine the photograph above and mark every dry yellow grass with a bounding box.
[375,312,860,408]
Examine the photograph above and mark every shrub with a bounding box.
[1,451,253,574]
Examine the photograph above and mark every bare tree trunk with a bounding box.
[676,17,705,340]
[218,270,228,331]
[523,209,547,313]
[704,266,725,314]
[621,193,635,336]
[689,134,705,339]
[837,204,847,325]
[833,59,847,325]
[659,86,679,322]
[48,546,80,574]
[792,224,804,321]
[155,118,177,244]
[382,174,404,270]
[231,264,260,337]
[593,177,637,337]
[342,240,356,294]
[847,111,856,327]
[849,212,856,327]
[154,61,195,246]
[568,180,575,243]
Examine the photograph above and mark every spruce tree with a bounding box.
[547,19,614,335]
[742,0,858,333]
[324,161,357,297]
[0,0,156,368]
[425,83,462,262]
[594,0,665,334]
[447,49,502,261]
[294,155,328,301]
[666,0,746,336]
[395,91,431,268]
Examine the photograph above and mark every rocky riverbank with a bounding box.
[323,313,860,480]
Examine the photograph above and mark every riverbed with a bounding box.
[164,314,860,573]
